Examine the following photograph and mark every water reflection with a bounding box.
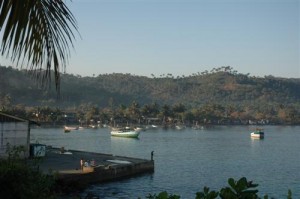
[250,136,265,141]
[110,136,140,157]
[31,126,300,199]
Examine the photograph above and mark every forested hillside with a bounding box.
[1,65,299,109]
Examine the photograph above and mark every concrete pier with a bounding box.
[35,147,154,191]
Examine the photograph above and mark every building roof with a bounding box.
[0,112,39,125]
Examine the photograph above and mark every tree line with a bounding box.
[1,65,300,125]
[1,100,300,126]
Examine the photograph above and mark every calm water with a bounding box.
[31,125,300,199]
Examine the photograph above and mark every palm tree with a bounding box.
[0,0,78,92]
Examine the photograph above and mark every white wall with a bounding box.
[0,122,29,158]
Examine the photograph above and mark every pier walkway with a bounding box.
[34,147,154,190]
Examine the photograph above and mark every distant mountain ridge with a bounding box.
[1,66,300,108]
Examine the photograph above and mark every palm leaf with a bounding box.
[0,0,79,93]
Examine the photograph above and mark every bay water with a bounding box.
[31,125,300,199]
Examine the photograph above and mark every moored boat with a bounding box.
[251,128,264,139]
[89,125,97,129]
[64,128,71,133]
[175,124,186,130]
[111,128,140,138]
[64,126,78,132]
[134,127,143,132]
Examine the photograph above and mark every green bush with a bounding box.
[144,177,293,199]
[0,145,55,199]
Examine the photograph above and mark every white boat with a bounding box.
[111,128,140,138]
[89,125,97,129]
[64,126,78,132]
[175,124,185,130]
[145,124,158,129]
[134,127,143,132]
[251,128,264,139]
[192,125,204,130]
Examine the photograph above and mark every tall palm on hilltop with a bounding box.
[0,0,78,92]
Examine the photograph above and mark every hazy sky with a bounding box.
[1,0,300,78]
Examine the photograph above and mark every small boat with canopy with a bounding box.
[251,128,264,139]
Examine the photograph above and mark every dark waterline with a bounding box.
[31,125,300,198]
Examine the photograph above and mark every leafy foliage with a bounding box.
[145,191,181,199]
[0,0,78,91]
[143,177,293,199]
[1,66,300,124]
[219,177,259,199]
[1,66,300,108]
[196,187,219,199]
[0,144,55,199]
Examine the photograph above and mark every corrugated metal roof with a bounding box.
[0,112,39,125]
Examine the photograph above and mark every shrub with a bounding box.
[0,144,55,199]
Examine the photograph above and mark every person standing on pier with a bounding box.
[80,158,84,170]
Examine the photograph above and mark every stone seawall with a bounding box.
[36,147,154,192]
[59,160,154,185]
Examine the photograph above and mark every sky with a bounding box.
[1,0,300,78]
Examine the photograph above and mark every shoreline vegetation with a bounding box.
[1,102,300,128]
[1,66,300,126]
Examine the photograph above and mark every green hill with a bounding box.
[1,65,300,109]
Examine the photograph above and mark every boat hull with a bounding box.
[251,132,264,139]
[64,126,79,132]
[111,130,140,138]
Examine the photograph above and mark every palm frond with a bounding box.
[0,0,79,92]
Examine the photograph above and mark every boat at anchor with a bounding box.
[251,128,264,139]
[64,126,79,133]
[111,128,140,138]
